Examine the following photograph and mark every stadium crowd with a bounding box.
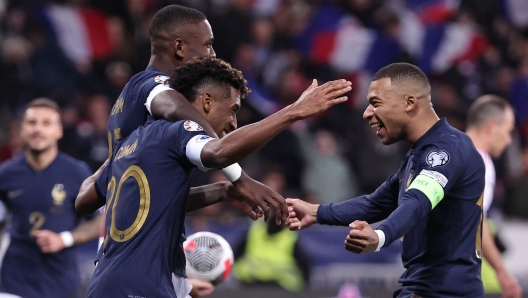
[0,0,528,295]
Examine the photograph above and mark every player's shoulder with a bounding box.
[131,67,170,85]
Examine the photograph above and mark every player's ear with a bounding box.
[404,94,418,112]
[173,38,185,60]
[202,92,213,114]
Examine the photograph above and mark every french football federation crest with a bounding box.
[426,150,450,167]
[51,184,66,205]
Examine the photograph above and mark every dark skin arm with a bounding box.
[151,89,219,138]
[75,160,108,215]
[200,79,351,223]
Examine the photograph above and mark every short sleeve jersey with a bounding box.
[0,153,91,298]
[107,67,169,156]
[86,118,208,298]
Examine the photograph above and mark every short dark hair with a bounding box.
[466,95,512,129]
[26,98,61,114]
[372,63,430,89]
[149,5,206,39]
[169,57,250,102]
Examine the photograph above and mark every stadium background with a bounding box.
[0,0,528,297]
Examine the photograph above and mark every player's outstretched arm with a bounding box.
[199,79,351,169]
[76,160,108,214]
[482,219,523,298]
[151,90,219,138]
[286,198,319,231]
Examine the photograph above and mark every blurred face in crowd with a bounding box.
[21,107,62,154]
[195,85,240,138]
[488,107,515,158]
[178,20,216,62]
[363,78,409,145]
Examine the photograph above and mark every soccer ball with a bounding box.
[184,231,234,285]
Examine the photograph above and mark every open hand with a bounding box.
[344,221,379,254]
[289,79,351,120]
[286,198,319,231]
[224,183,263,220]
[231,173,287,225]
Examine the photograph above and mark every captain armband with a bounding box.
[407,174,445,209]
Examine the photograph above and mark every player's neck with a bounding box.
[148,54,182,75]
[406,111,440,146]
[25,145,58,171]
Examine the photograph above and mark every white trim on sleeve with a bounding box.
[185,135,214,171]
[145,84,174,115]
[374,230,385,252]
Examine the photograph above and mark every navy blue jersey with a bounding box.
[87,118,208,298]
[318,119,485,297]
[0,153,91,298]
[108,66,169,156]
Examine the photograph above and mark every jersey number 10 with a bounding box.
[104,165,151,246]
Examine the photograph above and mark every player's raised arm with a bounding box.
[199,78,350,168]
[150,90,219,138]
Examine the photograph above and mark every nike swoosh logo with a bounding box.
[7,190,23,199]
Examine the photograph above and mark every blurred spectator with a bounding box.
[0,120,22,163]
[297,125,359,204]
[76,94,110,171]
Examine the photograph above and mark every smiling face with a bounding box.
[21,107,63,154]
[195,86,241,138]
[178,20,216,62]
[363,78,409,145]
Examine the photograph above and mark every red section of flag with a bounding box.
[455,34,489,63]
[419,3,454,25]
[79,7,114,59]
[310,31,337,64]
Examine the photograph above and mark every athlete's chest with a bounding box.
[6,167,78,215]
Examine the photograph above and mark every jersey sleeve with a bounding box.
[94,162,112,200]
[377,140,463,246]
[317,173,400,226]
[165,120,210,167]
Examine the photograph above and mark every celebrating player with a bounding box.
[466,95,522,298]
[0,99,102,297]
[287,63,486,297]
[80,57,349,297]
[102,4,289,223]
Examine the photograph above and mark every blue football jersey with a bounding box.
[0,153,91,298]
[107,66,170,157]
[87,118,208,298]
[318,119,485,297]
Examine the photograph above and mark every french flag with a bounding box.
[296,3,400,75]
[406,0,459,25]
[397,4,488,75]
[36,4,114,64]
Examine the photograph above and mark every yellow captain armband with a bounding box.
[407,174,445,209]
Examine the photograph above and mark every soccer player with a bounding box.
[0,98,102,298]
[466,95,522,298]
[287,63,486,297]
[104,4,291,223]
[81,57,348,297]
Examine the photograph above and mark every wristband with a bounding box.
[221,163,242,182]
[374,230,385,252]
[60,231,74,248]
